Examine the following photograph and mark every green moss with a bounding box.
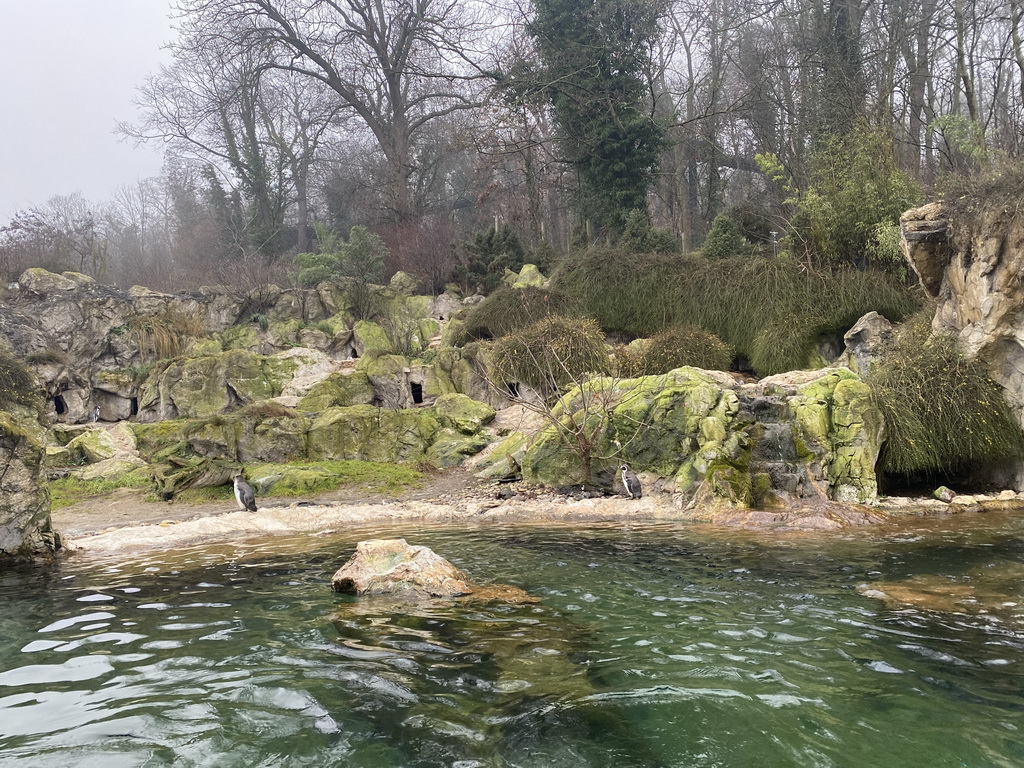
[246,459,424,496]
[220,325,260,351]
[48,474,150,510]
[129,420,188,460]
[432,393,495,434]
[297,372,375,411]
[353,320,393,354]
[307,405,441,463]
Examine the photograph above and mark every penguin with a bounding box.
[89,405,101,423]
[620,464,642,499]
[233,473,258,512]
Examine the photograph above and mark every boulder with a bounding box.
[511,263,546,288]
[841,311,893,376]
[296,371,375,411]
[333,539,509,600]
[433,393,496,434]
[389,271,422,295]
[0,408,57,559]
[900,202,951,296]
[513,365,883,508]
[900,197,1024,486]
[307,405,440,463]
[359,353,413,408]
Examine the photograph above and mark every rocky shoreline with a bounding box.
[57,469,1024,556]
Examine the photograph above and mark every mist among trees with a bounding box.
[2,0,1021,292]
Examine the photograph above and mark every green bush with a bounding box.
[453,225,527,294]
[294,224,387,288]
[700,215,753,259]
[621,326,734,375]
[618,209,677,254]
[789,124,921,269]
[464,285,578,340]
[552,250,919,375]
[867,311,1024,475]
[491,315,609,399]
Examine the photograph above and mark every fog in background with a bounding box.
[0,2,174,218]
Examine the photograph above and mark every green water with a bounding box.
[1,516,1023,767]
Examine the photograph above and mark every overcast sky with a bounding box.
[0,2,176,220]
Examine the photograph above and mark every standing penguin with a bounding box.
[620,464,642,499]
[89,405,101,423]
[233,473,258,512]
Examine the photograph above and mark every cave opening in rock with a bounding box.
[130,397,139,417]
[411,381,423,404]
[53,395,66,415]
[878,467,1009,498]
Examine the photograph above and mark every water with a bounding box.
[1,515,1023,767]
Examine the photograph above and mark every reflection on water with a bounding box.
[0,516,1023,767]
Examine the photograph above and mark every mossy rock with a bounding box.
[432,394,495,435]
[512,263,546,288]
[441,318,469,348]
[65,428,120,463]
[91,368,136,396]
[220,324,261,351]
[188,337,223,356]
[129,421,188,461]
[75,456,148,481]
[297,372,375,411]
[141,349,296,419]
[426,428,490,467]
[353,320,393,355]
[307,405,441,463]
[268,318,302,347]
[184,410,309,464]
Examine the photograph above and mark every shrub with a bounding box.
[624,326,734,375]
[867,311,1024,476]
[552,250,919,375]
[464,285,577,340]
[452,225,527,294]
[618,209,677,254]
[491,316,609,399]
[294,224,388,288]
[701,215,753,259]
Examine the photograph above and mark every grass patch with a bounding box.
[867,310,1024,476]
[552,250,919,375]
[48,474,150,510]
[464,285,578,340]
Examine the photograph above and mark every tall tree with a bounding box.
[527,0,666,235]
[176,0,484,223]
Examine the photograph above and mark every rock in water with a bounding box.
[332,538,475,598]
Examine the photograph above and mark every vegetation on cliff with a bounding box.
[868,311,1024,477]
[552,251,918,375]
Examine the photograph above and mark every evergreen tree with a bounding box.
[528,0,665,235]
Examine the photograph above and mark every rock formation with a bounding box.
[332,538,535,602]
[901,198,1024,484]
[0,350,59,559]
[483,366,883,508]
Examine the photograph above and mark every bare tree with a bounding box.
[175,0,488,223]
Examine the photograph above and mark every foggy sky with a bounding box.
[0,2,175,219]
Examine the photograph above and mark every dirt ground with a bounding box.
[52,467,488,538]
